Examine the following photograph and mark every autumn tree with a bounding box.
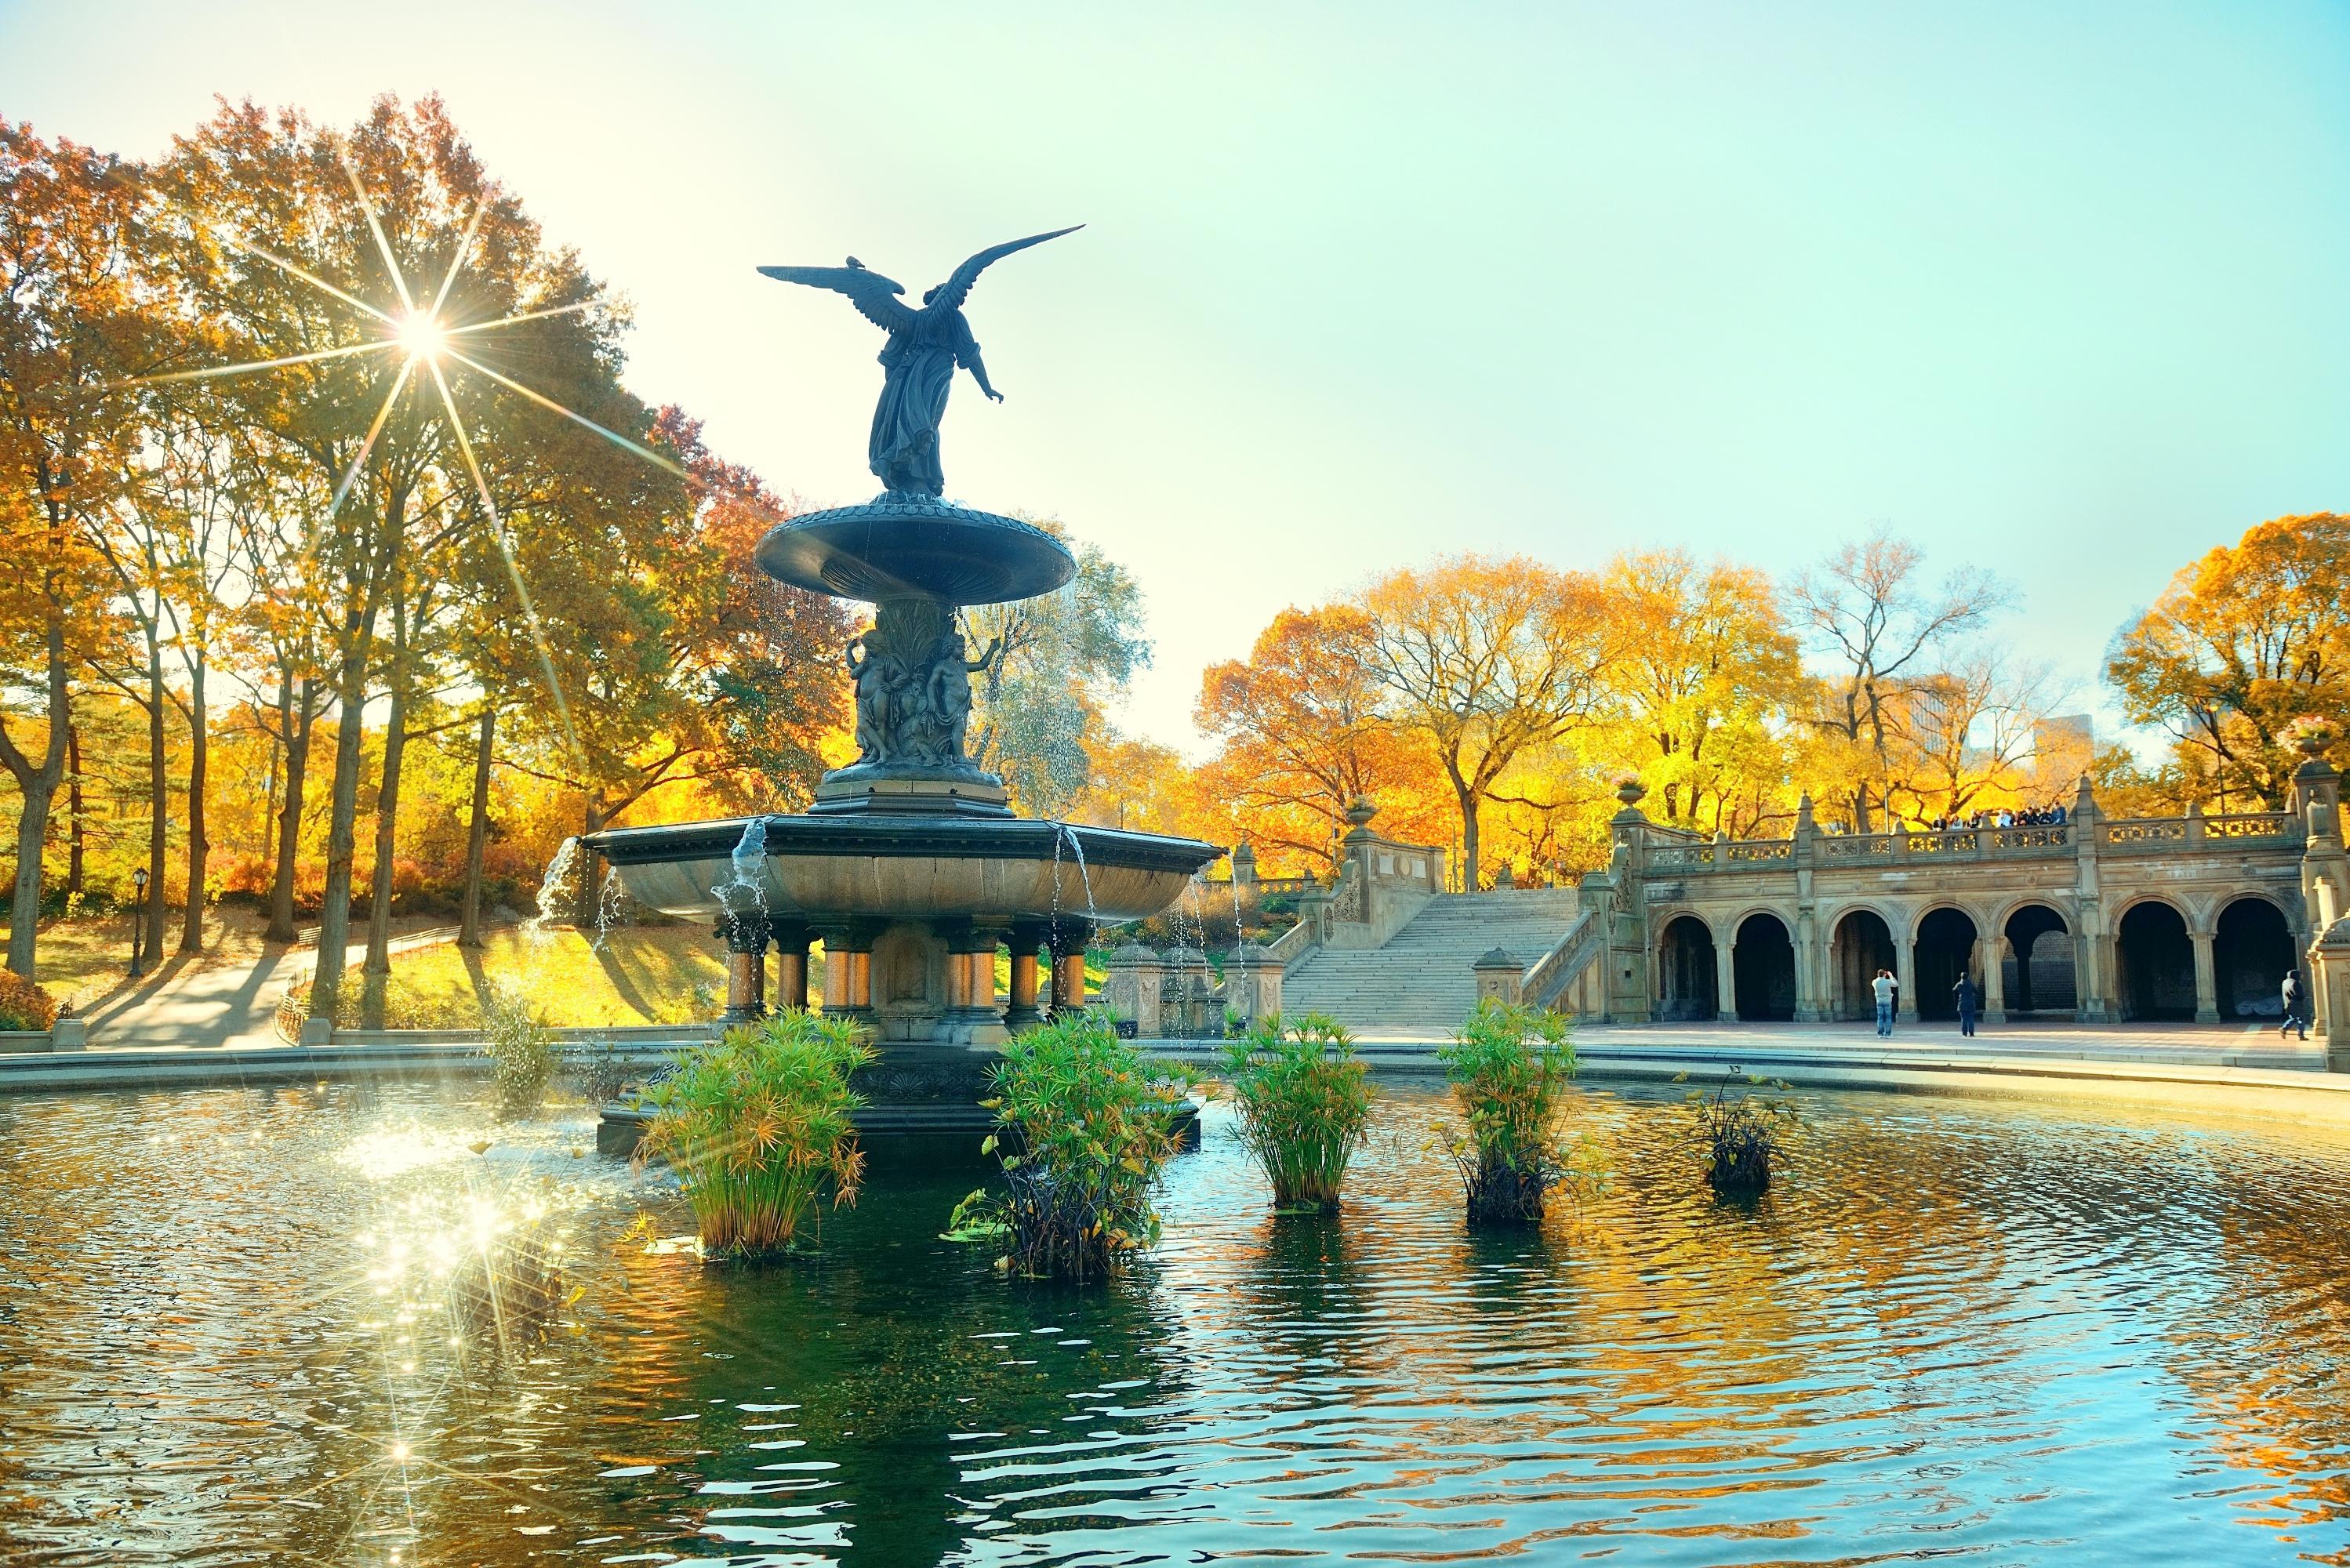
[1789,528,2009,831]
[1196,603,1412,870]
[0,122,150,976]
[1595,549,1807,834]
[2107,512,2350,810]
[158,96,659,1014]
[1360,554,1614,886]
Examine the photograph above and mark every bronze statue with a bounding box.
[758,228,1081,497]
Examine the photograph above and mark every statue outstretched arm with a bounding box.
[965,635,1003,673]
[963,345,1004,403]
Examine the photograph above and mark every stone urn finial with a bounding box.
[1344,797,1378,829]
[2287,715,2339,760]
[1615,778,1647,809]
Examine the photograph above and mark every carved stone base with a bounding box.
[809,771,1012,818]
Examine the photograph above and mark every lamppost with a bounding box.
[129,866,149,978]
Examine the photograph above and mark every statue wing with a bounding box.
[928,226,1083,314]
[756,264,916,332]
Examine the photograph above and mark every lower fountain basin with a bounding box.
[582,813,1222,925]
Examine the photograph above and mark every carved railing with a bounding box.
[2207,813,2295,840]
[2103,818,2188,845]
[1989,826,2069,851]
[1726,840,1792,862]
[1648,844,1716,869]
[1903,830,1980,855]
[1821,833,1898,858]
[1524,910,1603,1011]
[1262,916,1318,968]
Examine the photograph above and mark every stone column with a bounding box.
[769,920,812,1014]
[719,913,768,1022]
[2190,928,2221,1023]
[1895,931,1919,1024]
[1473,948,1524,1007]
[1048,920,1093,1016]
[818,923,875,1020]
[1004,920,1048,1032]
[1101,944,1167,1037]
[2312,920,2350,1063]
[1227,943,1281,1029]
[935,920,1007,1044]
[1982,935,2007,1024]
[1716,935,1739,1022]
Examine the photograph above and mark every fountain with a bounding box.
[583,227,1222,1134]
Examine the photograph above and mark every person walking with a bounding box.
[2282,969,2311,1041]
[1954,971,1980,1038]
[1872,967,1898,1036]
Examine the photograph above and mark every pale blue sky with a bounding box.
[4,1,2345,753]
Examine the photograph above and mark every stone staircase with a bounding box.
[1279,890,1585,1036]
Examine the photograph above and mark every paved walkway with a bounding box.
[75,925,463,1050]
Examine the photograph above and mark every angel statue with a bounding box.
[758,227,1081,497]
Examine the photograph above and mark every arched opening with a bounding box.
[1831,909,1896,1021]
[2214,897,2296,1020]
[1913,907,1979,1021]
[1656,915,1718,1022]
[1732,912,1796,1022]
[2001,903,2075,1018]
[2117,901,2195,1022]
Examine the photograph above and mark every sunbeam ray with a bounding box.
[442,299,594,335]
[339,151,417,314]
[112,338,397,390]
[428,361,582,759]
[219,232,397,325]
[428,199,487,322]
[440,346,686,477]
[326,357,417,520]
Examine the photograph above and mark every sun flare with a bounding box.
[392,309,448,362]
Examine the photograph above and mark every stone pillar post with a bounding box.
[818,923,875,1020]
[1048,921,1093,1017]
[2072,776,2109,1022]
[1982,935,2008,1023]
[1716,934,1739,1022]
[1895,929,1919,1024]
[1342,797,1381,928]
[1227,943,1281,1029]
[769,920,812,1014]
[2312,920,2350,1062]
[1101,944,1167,1037]
[1004,920,1048,1032]
[2190,928,2221,1023]
[719,913,768,1022]
[1473,948,1524,1007]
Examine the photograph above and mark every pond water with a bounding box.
[3,1076,2349,1566]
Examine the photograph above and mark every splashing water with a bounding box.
[593,867,627,953]
[710,818,772,927]
[525,837,583,948]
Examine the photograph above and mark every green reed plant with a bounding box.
[637,1011,874,1259]
[978,1011,1193,1280]
[483,979,558,1120]
[1438,997,1582,1224]
[1222,1012,1373,1210]
[1683,1073,1797,1199]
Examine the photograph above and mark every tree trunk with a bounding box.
[2,617,71,978]
[359,662,409,1029]
[268,674,312,944]
[143,627,169,966]
[65,722,85,900]
[457,705,496,948]
[178,654,208,954]
[1458,790,1482,894]
[311,537,394,1020]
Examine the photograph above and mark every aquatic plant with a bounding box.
[1684,1073,1797,1198]
[483,980,558,1120]
[1438,998,1581,1224]
[980,1011,1193,1279]
[637,1010,874,1259]
[0,970,60,1032]
[1221,1011,1373,1210]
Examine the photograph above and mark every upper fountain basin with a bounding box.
[754,495,1077,606]
[582,813,1224,925]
